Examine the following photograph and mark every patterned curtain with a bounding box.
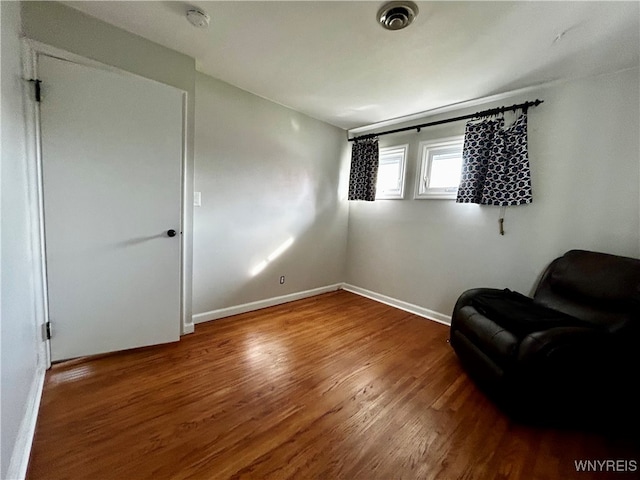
[456,113,532,206]
[457,118,503,204]
[348,137,379,201]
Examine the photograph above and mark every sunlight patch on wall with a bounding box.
[249,236,295,276]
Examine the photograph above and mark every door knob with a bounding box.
[167,229,177,237]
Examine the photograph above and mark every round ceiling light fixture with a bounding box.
[377,1,419,31]
[186,8,210,28]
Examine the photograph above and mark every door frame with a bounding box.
[22,39,192,368]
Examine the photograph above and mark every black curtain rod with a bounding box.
[348,99,544,142]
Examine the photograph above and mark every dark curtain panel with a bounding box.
[456,113,532,206]
[348,137,379,201]
[481,114,532,205]
[457,118,503,204]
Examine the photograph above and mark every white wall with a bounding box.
[1,2,43,478]
[346,67,640,319]
[192,73,349,319]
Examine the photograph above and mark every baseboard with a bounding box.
[341,284,451,326]
[192,283,343,324]
[6,366,46,480]
[181,323,194,335]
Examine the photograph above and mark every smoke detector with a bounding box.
[377,1,419,31]
[186,8,210,28]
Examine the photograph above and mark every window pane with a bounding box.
[377,161,400,192]
[376,145,407,199]
[416,137,463,199]
[429,154,462,188]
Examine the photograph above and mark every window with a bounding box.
[415,136,464,199]
[376,144,408,199]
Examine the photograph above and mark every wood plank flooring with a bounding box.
[27,291,638,480]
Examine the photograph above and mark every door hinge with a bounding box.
[45,321,52,340]
[29,79,42,103]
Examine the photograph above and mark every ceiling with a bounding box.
[63,1,639,130]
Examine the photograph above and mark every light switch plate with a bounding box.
[194,191,201,207]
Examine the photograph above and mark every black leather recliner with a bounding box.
[449,249,640,428]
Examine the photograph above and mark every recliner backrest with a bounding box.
[533,250,640,332]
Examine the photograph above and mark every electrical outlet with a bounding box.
[279,275,285,284]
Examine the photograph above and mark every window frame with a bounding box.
[414,136,464,200]
[375,144,408,200]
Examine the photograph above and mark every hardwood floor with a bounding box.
[28,291,638,480]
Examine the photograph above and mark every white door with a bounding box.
[39,54,183,362]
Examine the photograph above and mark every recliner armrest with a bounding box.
[515,326,635,417]
[452,288,505,322]
[517,326,605,364]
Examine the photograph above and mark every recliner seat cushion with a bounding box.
[471,289,596,337]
